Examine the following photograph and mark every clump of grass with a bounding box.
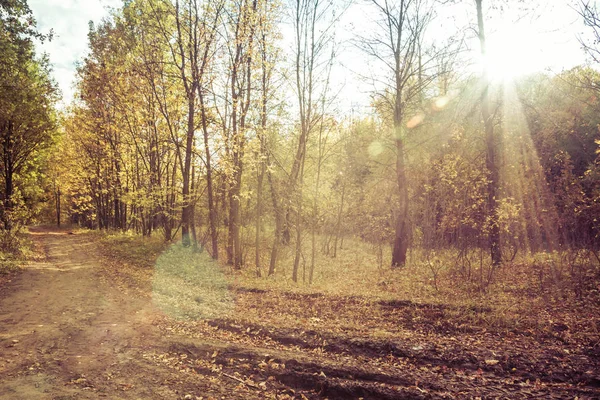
[152,243,234,320]
[0,228,35,274]
[97,231,234,319]
[0,254,22,274]
[99,231,168,269]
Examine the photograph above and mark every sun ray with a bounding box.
[499,80,561,253]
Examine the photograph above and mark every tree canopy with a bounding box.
[0,0,58,230]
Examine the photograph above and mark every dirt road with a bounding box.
[0,227,241,399]
[1,227,599,399]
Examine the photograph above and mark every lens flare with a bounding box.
[368,140,384,157]
[406,113,424,129]
[433,96,449,111]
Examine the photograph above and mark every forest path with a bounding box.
[0,227,222,399]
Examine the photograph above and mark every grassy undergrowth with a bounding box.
[95,229,600,340]
[98,231,233,320]
[152,242,234,320]
[0,228,38,275]
[95,229,169,268]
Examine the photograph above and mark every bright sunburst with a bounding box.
[484,22,547,82]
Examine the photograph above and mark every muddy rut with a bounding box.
[0,227,599,399]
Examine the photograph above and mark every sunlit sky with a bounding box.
[474,2,588,82]
[29,0,592,109]
[30,0,121,106]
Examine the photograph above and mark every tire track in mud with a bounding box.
[166,338,435,399]
[209,287,600,388]
[164,330,598,400]
[205,315,600,386]
[181,301,600,398]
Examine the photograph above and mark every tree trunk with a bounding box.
[56,188,61,227]
[292,213,303,282]
[267,156,281,276]
[333,180,346,259]
[230,170,242,269]
[476,0,501,267]
[199,91,218,259]
[309,173,318,284]
[1,121,14,230]
[181,97,195,247]
[255,161,264,277]
[391,130,409,267]
[191,165,198,252]
[3,160,13,231]
[292,162,306,282]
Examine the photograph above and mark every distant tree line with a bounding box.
[0,0,58,234]
[3,0,598,281]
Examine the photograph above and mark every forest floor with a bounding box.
[0,227,599,399]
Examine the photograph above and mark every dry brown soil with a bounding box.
[0,227,599,399]
[0,227,255,399]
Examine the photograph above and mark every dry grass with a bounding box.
[94,229,600,340]
[0,227,42,274]
[152,243,234,320]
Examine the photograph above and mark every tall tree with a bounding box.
[148,0,224,247]
[254,0,280,276]
[225,0,259,269]
[0,0,57,230]
[286,0,339,282]
[475,0,501,266]
[360,0,438,267]
[127,0,185,239]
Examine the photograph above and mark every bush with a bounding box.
[0,228,27,274]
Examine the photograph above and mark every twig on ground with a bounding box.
[221,372,259,389]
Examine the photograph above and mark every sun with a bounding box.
[483,22,546,83]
